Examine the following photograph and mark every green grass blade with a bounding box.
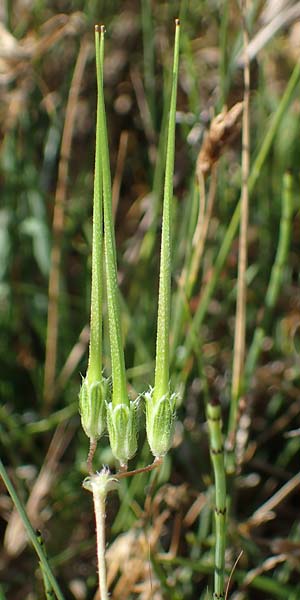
[184,60,300,359]
[141,0,156,128]
[0,460,65,600]
[37,531,56,599]
[245,171,294,381]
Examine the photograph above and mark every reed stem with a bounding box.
[245,172,293,382]
[207,399,227,599]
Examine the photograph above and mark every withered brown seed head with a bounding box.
[197,101,244,177]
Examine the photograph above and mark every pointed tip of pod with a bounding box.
[95,24,106,34]
[175,18,180,27]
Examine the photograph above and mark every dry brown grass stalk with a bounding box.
[229,0,250,458]
[43,39,90,410]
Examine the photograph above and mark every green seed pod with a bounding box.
[106,401,138,467]
[145,390,176,458]
[79,377,108,441]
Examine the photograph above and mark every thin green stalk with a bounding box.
[179,1,199,114]
[139,28,174,263]
[219,0,229,107]
[0,584,6,600]
[264,174,293,309]
[141,0,156,128]
[207,400,227,600]
[170,183,200,357]
[25,403,77,435]
[37,531,55,600]
[96,26,127,407]
[183,60,300,360]
[245,171,293,382]
[0,460,65,600]
[153,19,180,403]
[250,62,300,187]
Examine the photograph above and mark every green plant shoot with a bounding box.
[96,26,137,467]
[79,26,108,447]
[245,171,294,383]
[207,398,227,600]
[146,19,180,459]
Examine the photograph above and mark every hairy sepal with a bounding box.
[145,390,176,458]
[79,377,108,441]
[106,400,138,467]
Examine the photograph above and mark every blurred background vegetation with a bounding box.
[1,1,300,599]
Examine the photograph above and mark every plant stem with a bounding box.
[83,470,118,600]
[207,400,226,599]
[170,182,199,356]
[141,0,156,128]
[139,33,173,264]
[0,460,65,600]
[245,172,293,382]
[184,59,300,360]
[153,18,180,403]
[43,40,89,410]
[93,486,108,600]
[115,456,162,479]
[188,167,217,298]
[37,531,55,599]
[227,0,250,463]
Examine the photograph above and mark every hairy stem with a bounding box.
[83,470,118,600]
[93,487,108,600]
